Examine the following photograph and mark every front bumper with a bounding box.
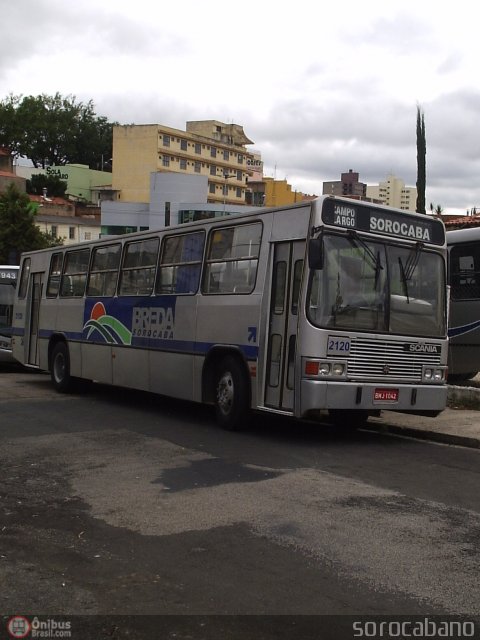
[299,379,448,417]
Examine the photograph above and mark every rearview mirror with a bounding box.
[308,237,323,269]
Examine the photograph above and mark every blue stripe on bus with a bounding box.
[33,328,259,359]
[448,319,480,338]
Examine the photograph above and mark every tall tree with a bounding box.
[416,105,426,214]
[0,183,61,264]
[0,93,116,170]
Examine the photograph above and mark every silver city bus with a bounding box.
[0,265,19,362]
[12,196,448,429]
[447,226,480,381]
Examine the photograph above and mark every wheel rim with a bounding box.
[53,352,65,384]
[217,370,234,416]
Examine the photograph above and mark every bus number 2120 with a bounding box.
[327,338,351,355]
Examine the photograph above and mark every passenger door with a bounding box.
[264,241,304,411]
[25,272,44,366]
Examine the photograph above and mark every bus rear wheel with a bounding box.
[51,342,75,393]
[214,356,249,430]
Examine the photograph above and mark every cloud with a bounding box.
[2,0,480,212]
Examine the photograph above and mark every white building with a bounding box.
[101,172,256,235]
[366,174,417,212]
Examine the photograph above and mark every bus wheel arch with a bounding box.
[202,349,251,430]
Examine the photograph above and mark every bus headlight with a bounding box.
[319,362,331,376]
[304,359,347,378]
[332,362,345,376]
[422,366,446,382]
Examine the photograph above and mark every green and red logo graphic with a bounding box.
[83,302,132,345]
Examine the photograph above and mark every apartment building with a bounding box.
[112,120,255,205]
[322,170,367,198]
[366,174,417,212]
[323,170,417,212]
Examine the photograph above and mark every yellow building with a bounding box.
[112,120,255,205]
[247,176,315,207]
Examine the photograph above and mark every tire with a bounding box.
[214,356,249,430]
[328,409,370,430]
[50,342,75,393]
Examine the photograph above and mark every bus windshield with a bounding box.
[307,233,446,337]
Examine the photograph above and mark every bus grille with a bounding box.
[347,338,442,382]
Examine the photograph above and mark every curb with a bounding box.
[447,384,480,410]
[365,420,480,449]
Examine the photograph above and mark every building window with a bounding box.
[162,156,170,167]
[236,169,242,181]
[69,227,75,240]
[180,139,187,151]
[51,225,58,237]
[180,159,187,170]
[163,134,170,147]
[194,161,201,173]
[236,187,242,198]
[210,165,217,176]
[210,147,217,158]
[223,150,230,161]
[84,232,92,241]
[195,143,201,154]
[238,154,244,164]
[209,183,216,194]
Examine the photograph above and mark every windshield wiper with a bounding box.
[347,230,383,288]
[398,256,409,302]
[404,241,423,280]
[398,242,424,303]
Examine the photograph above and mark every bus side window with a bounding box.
[119,238,159,296]
[202,222,262,295]
[18,258,31,299]
[156,231,205,295]
[60,249,90,297]
[87,244,121,297]
[47,252,64,297]
[450,245,480,299]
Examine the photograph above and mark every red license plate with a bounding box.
[373,388,399,403]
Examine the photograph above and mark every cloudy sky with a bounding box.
[2,0,479,213]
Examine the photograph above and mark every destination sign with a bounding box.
[0,269,17,283]
[321,199,445,246]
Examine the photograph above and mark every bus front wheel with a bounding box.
[51,342,74,393]
[214,356,249,430]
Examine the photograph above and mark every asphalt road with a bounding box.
[1,368,479,639]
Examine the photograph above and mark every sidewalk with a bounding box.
[368,383,480,449]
